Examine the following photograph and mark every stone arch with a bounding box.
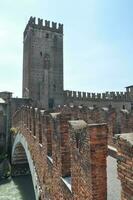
[12,133,40,200]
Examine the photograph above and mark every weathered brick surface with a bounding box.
[115,133,133,200]
[12,106,108,199]
[69,120,92,200]
[12,105,133,200]
[56,105,117,146]
[120,110,133,133]
[88,124,108,200]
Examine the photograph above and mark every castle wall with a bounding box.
[64,90,132,110]
[22,18,133,111]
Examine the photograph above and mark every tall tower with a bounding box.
[22,17,64,108]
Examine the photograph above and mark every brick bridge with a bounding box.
[11,105,133,200]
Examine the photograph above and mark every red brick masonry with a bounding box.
[12,106,108,200]
[12,105,133,200]
[115,133,133,200]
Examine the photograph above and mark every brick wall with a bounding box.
[12,105,133,200]
[115,133,133,200]
[12,106,108,200]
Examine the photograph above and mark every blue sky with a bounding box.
[0,0,133,97]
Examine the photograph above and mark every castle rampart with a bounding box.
[22,18,133,110]
[64,90,129,101]
[64,90,132,110]
[24,16,63,38]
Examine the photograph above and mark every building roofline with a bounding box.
[125,85,133,88]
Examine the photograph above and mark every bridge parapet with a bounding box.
[12,105,108,199]
[69,121,108,199]
[114,133,133,200]
[12,105,133,200]
[12,104,133,149]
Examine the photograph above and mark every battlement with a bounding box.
[24,16,63,37]
[64,90,129,101]
[12,104,133,199]
[12,105,108,199]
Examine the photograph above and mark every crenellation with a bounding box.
[115,133,133,200]
[3,17,133,200]
[92,93,95,99]
[69,91,72,97]
[120,92,123,96]
[45,114,52,157]
[35,108,40,142]
[64,90,132,108]
[78,91,81,98]
[29,16,36,25]
[87,92,90,98]
[105,91,109,98]
[11,101,133,199]
[102,93,106,99]
[58,23,63,33]
[24,16,63,38]
[124,92,127,100]
[123,92,127,100]
[38,18,43,27]
[55,104,133,144]
[118,92,122,99]
[83,92,86,99]
[73,91,76,98]
[45,20,50,27]
[97,93,101,99]
[12,106,109,199]
[116,92,121,100]
[110,92,114,97]
[35,107,38,113]
[52,22,57,29]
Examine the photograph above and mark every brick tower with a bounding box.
[22,17,64,108]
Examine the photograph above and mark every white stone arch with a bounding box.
[12,132,40,200]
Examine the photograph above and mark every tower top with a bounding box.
[24,16,63,37]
